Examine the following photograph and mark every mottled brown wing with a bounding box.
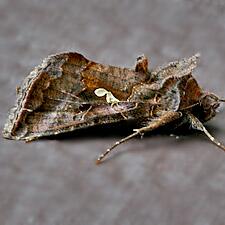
[151,54,200,82]
[3,52,150,141]
[147,54,203,111]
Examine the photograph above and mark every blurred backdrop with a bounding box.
[1,0,225,225]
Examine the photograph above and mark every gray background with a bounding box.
[1,0,225,224]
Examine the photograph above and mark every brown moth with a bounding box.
[2,52,225,164]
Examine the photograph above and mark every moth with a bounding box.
[3,52,225,164]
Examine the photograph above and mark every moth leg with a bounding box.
[188,113,225,152]
[135,55,149,74]
[96,111,181,164]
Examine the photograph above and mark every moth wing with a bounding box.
[151,54,200,80]
[4,99,150,141]
[3,52,149,141]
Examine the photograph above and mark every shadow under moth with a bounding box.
[2,52,225,164]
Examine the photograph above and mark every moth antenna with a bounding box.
[189,113,225,153]
[96,130,141,164]
[96,111,181,164]
[201,125,225,152]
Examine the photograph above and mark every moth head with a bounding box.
[199,93,221,122]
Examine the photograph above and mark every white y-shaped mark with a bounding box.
[94,88,120,104]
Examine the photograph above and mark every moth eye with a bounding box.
[94,88,108,97]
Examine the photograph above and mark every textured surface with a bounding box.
[1,0,225,225]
